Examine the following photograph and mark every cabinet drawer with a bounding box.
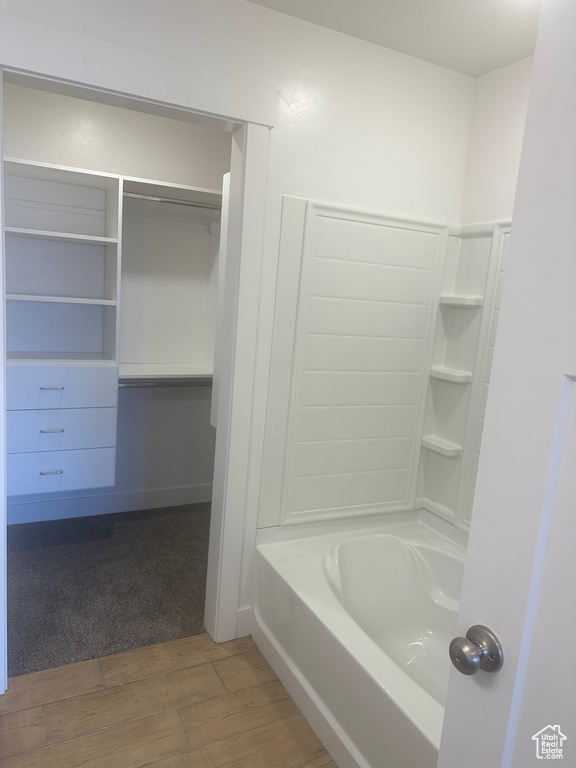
[7,365,118,410]
[7,408,117,454]
[7,447,116,496]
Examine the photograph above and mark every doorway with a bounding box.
[0,70,269,687]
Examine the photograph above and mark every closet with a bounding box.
[2,81,231,523]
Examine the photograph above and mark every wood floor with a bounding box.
[0,633,336,768]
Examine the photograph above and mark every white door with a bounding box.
[438,0,576,765]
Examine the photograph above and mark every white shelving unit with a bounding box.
[4,158,121,364]
[3,158,122,496]
[3,158,224,499]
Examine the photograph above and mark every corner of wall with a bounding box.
[459,57,534,224]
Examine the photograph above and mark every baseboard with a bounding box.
[236,606,253,638]
[7,484,212,524]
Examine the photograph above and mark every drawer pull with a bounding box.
[40,429,65,434]
[39,469,64,476]
[40,386,65,391]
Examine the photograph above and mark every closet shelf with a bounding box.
[6,294,117,306]
[429,365,473,384]
[440,294,483,308]
[421,435,463,458]
[6,351,116,364]
[5,227,118,246]
[118,363,213,380]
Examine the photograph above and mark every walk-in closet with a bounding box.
[2,77,232,675]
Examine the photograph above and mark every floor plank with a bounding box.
[0,711,187,768]
[45,662,225,743]
[99,633,232,687]
[212,650,278,693]
[301,756,338,768]
[218,636,257,656]
[0,707,45,759]
[0,660,104,716]
[152,715,328,768]
[178,680,299,748]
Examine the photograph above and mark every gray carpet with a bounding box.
[7,503,211,677]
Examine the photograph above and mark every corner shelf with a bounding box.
[440,294,483,308]
[429,365,473,384]
[421,435,463,458]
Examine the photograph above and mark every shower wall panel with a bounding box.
[264,200,448,526]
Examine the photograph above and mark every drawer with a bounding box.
[7,365,118,410]
[7,407,117,454]
[7,447,116,496]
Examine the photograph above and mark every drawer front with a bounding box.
[7,365,118,410]
[7,408,117,454]
[7,447,116,496]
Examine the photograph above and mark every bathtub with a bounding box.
[251,510,466,768]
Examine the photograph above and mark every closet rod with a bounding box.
[123,191,221,212]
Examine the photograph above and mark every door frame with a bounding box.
[0,69,271,690]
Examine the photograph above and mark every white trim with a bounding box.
[235,606,254,639]
[449,220,511,238]
[204,123,269,642]
[7,484,212,525]
[0,14,277,128]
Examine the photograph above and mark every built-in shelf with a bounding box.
[6,294,117,306]
[5,227,118,246]
[440,294,483,308]
[6,351,116,364]
[118,363,213,380]
[430,365,473,384]
[421,434,463,457]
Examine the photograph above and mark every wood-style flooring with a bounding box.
[0,633,336,768]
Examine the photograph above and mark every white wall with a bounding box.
[460,58,533,223]
[3,84,229,523]
[3,84,231,189]
[0,1,476,220]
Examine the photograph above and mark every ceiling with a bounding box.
[247,0,541,77]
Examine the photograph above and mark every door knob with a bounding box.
[449,624,503,675]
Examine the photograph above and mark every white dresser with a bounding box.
[6,364,118,496]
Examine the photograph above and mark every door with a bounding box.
[438,0,576,765]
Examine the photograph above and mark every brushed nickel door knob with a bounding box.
[449,624,503,675]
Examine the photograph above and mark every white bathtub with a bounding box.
[252,511,466,768]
